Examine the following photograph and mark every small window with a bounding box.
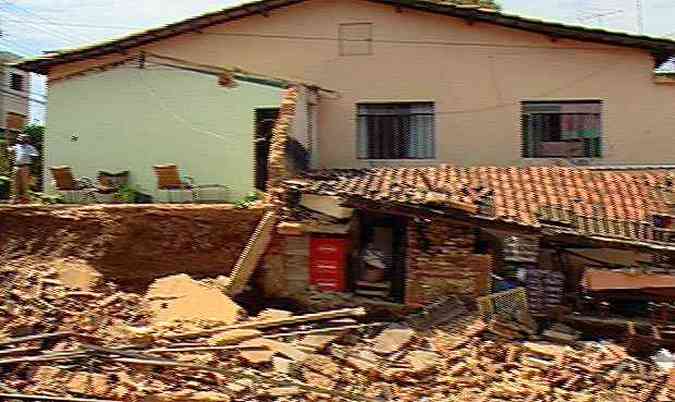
[339,23,372,56]
[522,101,602,158]
[10,73,23,91]
[357,102,435,160]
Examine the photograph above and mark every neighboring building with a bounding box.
[0,51,29,139]
[15,0,675,171]
[37,54,317,201]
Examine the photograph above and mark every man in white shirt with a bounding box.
[7,134,39,203]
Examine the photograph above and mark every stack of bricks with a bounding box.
[405,219,492,305]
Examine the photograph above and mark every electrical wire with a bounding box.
[132,66,250,142]
[0,18,143,31]
[0,1,90,44]
[0,37,40,56]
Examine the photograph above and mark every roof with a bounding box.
[294,166,674,244]
[0,51,22,64]
[15,0,675,74]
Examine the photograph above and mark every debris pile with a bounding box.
[1,260,674,402]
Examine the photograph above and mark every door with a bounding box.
[358,212,407,303]
[254,108,280,191]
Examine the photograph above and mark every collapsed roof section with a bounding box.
[287,166,675,252]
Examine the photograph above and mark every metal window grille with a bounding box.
[357,102,435,159]
[521,101,602,158]
[10,73,23,91]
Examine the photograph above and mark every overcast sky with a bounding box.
[0,0,673,122]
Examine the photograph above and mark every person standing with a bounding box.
[7,134,39,204]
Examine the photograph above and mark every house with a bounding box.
[0,51,30,139]
[263,166,675,315]
[30,53,320,201]
[14,0,675,175]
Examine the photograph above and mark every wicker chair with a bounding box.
[153,164,228,203]
[50,166,97,204]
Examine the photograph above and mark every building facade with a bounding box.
[17,0,675,172]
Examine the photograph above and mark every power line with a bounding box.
[0,36,43,56]
[0,18,142,31]
[0,1,89,44]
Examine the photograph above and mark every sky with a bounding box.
[0,0,673,123]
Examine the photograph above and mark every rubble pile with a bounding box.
[1,261,674,402]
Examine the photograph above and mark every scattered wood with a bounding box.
[0,331,73,347]
[166,307,367,340]
[0,394,119,402]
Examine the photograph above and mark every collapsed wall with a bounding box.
[0,204,264,289]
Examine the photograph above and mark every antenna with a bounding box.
[636,0,644,34]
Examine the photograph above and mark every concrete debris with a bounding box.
[372,328,416,354]
[147,274,243,325]
[54,259,103,292]
[1,261,673,402]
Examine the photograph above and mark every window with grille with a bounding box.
[521,101,602,158]
[357,102,435,160]
[10,73,23,91]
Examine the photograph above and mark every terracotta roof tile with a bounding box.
[298,166,674,243]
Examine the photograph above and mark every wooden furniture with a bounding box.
[50,166,96,204]
[153,164,228,203]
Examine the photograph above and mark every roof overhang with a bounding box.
[14,0,675,74]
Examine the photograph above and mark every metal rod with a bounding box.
[0,331,73,347]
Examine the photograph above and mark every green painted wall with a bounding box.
[45,66,284,201]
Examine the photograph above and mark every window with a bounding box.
[522,101,602,158]
[357,102,435,159]
[6,112,26,131]
[10,73,23,91]
[339,23,372,56]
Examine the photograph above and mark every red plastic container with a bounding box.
[310,237,348,292]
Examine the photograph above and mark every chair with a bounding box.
[95,170,130,203]
[153,164,228,203]
[50,166,97,204]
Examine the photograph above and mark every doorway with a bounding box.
[254,108,280,191]
[354,212,407,303]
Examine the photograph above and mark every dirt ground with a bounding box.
[0,204,264,290]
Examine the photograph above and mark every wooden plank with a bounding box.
[227,211,277,296]
[0,394,120,402]
[165,307,367,340]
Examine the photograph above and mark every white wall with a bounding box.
[45,65,284,201]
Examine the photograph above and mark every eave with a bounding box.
[14,0,675,75]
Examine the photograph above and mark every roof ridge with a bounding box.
[14,0,675,74]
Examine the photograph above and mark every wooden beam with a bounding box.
[163,307,367,340]
[0,394,120,402]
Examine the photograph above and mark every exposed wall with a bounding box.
[46,65,284,200]
[0,205,264,289]
[406,218,493,305]
[48,0,675,167]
